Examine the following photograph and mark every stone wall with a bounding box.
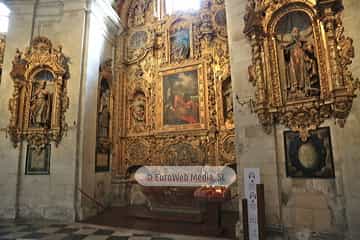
[78,0,121,220]
[0,0,36,220]
[0,0,121,221]
[225,0,360,239]
[225,0,282,237]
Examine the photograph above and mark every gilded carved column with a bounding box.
[322,8,343,89]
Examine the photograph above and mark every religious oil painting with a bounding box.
[163,69,199,126]
[29,70,55,129]
[26,144,51,175]
[284,127,335,178]
[275,11,320,101]
[170,27,191,62]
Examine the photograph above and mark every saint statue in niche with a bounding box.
[30,81,50,127]
[131,92,146,124]
[222,77,234,127]
[134,4,144,26]
[98,84,110,138]
[276,12,320,100]
[132,0,148,26]
[30,72,53,128]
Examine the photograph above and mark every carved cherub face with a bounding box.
[132,93,145,121]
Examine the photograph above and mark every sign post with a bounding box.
[244,168,261,240]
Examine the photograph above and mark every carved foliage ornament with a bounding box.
[127,0,152,27]
[125,28,155,64]
[9,36,70,149]
[244,0,358,141]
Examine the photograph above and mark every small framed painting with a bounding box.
[284,127,335,178]
[25,144,51,175]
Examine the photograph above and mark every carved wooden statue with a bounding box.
[98,87,111,137]
[30,80,52,128]
[281,27,319,99]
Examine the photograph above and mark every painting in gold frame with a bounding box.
[158,63,206,132]
[25,144,51,175]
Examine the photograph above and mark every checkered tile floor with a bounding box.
[0,220,229,240]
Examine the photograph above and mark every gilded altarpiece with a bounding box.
[114,0,235,176]
[8,36,70,150]
[244,0,358,141]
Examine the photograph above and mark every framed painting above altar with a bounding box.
[158,63,207,132]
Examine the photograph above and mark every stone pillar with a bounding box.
[225,0,282,238]
[0,0,36,219]
[78,0,122,220]
[0,0,121,221]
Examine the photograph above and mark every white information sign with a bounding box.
[244,168,260,240]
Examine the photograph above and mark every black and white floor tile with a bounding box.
[0,221,229,240]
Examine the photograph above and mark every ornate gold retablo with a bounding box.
[113,0,235,175]
[244,0,358,140]
[8,36,70,150]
